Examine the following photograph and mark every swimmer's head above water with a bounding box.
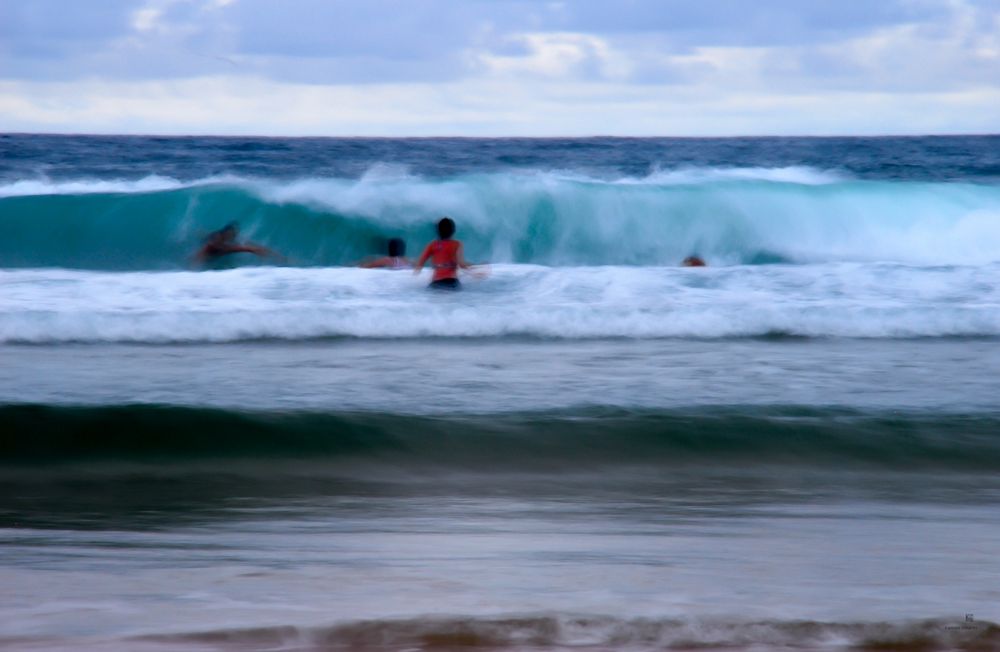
[387,238,406,257]
[437,217,456,240]
[207,222,239,244]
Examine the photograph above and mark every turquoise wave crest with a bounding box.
[1,171,999,269]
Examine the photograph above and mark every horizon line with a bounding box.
[3,131,999,140]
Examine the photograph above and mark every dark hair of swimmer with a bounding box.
[387,238,406,257]
[437,217,456,240]
[209,222,239,242]
[682,255,706,267]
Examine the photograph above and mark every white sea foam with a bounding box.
[1,263,998,343]
[0,164,842,200]
[641,165,846,185]
[0,175,186,198]
[0,174,251,198]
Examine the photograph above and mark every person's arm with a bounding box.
[456,243,472,269]
[237,243,288,263]
[456,243,490,278]
[230,244,268,256]
[413,243,433,274]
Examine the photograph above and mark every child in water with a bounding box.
[360,238,410,269]
[413,217,477,289]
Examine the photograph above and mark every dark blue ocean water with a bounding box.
[3,133,999,182]
[2,135,1000,651]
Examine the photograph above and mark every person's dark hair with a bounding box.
[387,238,405,257]
[437,217,455,239]
[207,222,238,242]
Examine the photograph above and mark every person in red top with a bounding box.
[414,217,475,289]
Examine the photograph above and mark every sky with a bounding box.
[0,0,998,136]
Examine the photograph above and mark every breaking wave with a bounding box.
[1,168,999,269]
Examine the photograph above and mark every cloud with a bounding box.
[2,74,997,137]
[471,33,631,81]
[1,0,986,84]
[0,0,997,135]
[0,0,135,59]
[547,0,951,47]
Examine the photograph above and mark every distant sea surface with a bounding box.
[2,135,1000,651]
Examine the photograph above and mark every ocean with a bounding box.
[2,134,1000,651]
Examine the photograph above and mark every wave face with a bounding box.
[4,404,1000,471]
[1,169,1000,270]
[2,263,998,342]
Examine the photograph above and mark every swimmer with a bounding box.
[360,238,411,269]
[413,217,481,289]
[193,223,283,265]
[682,255,707,267]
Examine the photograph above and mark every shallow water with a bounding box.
[2,338,999,412]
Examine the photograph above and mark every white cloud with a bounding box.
[472,32,631,80]
[1,75,997,136]
[131,6,163,33]
[0,0,997,135]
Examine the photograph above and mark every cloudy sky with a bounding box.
[1,0,998,136]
